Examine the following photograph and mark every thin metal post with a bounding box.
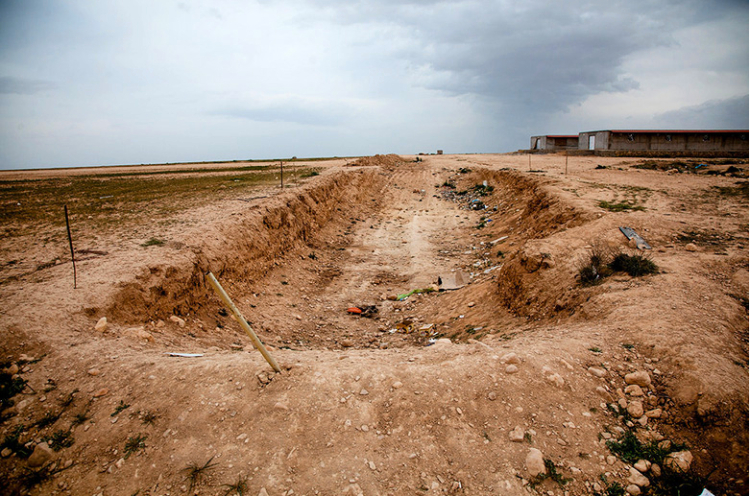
[280,161,284,189]
[64,205,77,289]
[206,272,281,373]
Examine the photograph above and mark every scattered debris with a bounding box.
[437,270,467,291]
[164,353,204,358]
[619,227,652,250]
[347,305,378,317]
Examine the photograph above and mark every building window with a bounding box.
[627,134,634,142]
[665,135,672,142]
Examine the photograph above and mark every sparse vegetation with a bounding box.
[112,400,131,416]
[0,368,27,410]
[42,429,74,451]
[606,430,687,465]
[621,343,634,350]
[609,253,658,277]
[530,458,572,488]
[588,347,602,353]
[141,410,158,426]
[141,237,165,247]
[223,476,249,495]
[182,456,218,492]
[124,434,147,458]
[471,183,494,196]
[35,410,61,428]
[1,425,32,458]
[58,389,78,408]
[578,245,658,285]
[598,200,645,212]
[71,410,90,427]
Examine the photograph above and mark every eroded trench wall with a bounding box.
[108,168,386,322]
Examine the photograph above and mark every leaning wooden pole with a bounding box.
[205,272,281,373]
[64,205,77,289]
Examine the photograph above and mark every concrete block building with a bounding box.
[530,135,579,151]
[577,129,748,153]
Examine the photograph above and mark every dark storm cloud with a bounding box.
[302,0,742,118]
[655,95,750,129]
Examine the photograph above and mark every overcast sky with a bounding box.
[0,0,747,169]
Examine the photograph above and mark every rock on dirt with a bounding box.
[509,426,525,442]
[169,315,186,327]
[94,317,108,332]
[626,484,642,495]
[27,442,54,468]
[505,364,519,374]
[663,450,693,472]
[627,400,644,418]
[525,448,546,477]
[624,370,651,387]
[627,467,650,487]
[588,366,607,378]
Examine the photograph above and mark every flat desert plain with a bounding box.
[0,153,747,496]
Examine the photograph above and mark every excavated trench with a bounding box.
[105,160,593,351]
[96,158,747,489]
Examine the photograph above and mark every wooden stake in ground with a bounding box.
[280,161,284,189]
[528,152,532,172]
[565,151,569,175]
[64,205,77,289]
[205,272,281,373]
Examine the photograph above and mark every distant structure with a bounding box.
[530,135,578,151]
[577,129,748,153]
[437,150,443,155]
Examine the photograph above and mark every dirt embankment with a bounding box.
[107,167,387,324]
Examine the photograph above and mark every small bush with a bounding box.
[35,411,61,428]
[182,456,218,492]
[599,200,645,212]
[609,253,658,277]
[0,372,27,409]
[141,238,165,247]
[124,434,147,458]
[42,429,74,451]
[1,425,32,458]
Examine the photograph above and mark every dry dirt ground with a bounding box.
[0,154,747,496]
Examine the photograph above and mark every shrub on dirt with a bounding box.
[609,253,658,277]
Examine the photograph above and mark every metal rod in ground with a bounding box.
[205,272,281,373]
[64,205,77,289]
[280,161,284,189]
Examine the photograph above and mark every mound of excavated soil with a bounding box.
[0,154,747,496]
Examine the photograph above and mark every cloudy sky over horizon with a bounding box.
[0,0,747,169]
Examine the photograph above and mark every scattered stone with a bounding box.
[618,397,628,409]
[169,315,186,327]
[650,464,662,477]
[596,386,614,402]
[368,460,376,470]
[525,448,546,477]
[468,301,475,307]
[606,455,617,465]
[634,459,651,472]
[624,385,644,396]
[663,451,693,473]
[685,243,698,252]
[559,359,574,371]
[93,388,109,398]
[5,363,19,375]
[545,373,564,388]
[124,327,154,342]
[505,365,519,374]
[1,448,12,458]
[94,317,108,333]
[87,368,101,376]
[359,389,369,396]
[500,352,520,365]
[115,458,125,469]
[488,392,497,401]
[509,426,525,442]
[645,408,662,418]
[628,468,650,487]
[27,442,53,468]
[588,367,607,378]
[258,488,270,496]
[626,484,642,495]
[627,401,644,418]
[274,402,289,411]
[625,371,651,387]
[392,381,403,389]
[341,339,354,348]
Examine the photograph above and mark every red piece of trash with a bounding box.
[347,307,363,314]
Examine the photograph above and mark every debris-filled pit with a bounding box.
[0,154,747,496]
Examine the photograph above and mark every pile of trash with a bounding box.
[436,179,499,213]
